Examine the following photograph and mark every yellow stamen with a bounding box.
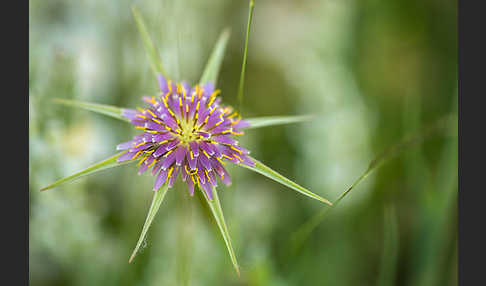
[230,146,242,154]
[202,150,210,158]
[168,167,174,178]
[164,149,174,157]
[147,159,156,168]
[147,109,156,118]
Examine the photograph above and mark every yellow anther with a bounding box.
[168,80,173,93]
[234,154,242,161]
[137,107,145,113]
[132,151,142,160]
[186,104,189,113]
[164,149,174,157]
[179,97,183,108]
[147,159,156,168]
[191,175,196,184]
[231,118,241,125]
[135,126,146,130]
[190,151,194,159]
[214,119,223,127]
[136,114,147,119]
[216,157,225,165]
[185,165,190,174]
[168,167,174,178]
[205,170,210,181]
[231,131,244,135]
[230,146,242,154]
[222,154,233,160]
[147,109,156,118]
[134,142,146,148]
[137,156,148,166]
[202,150,210,158]
[153,119,162,124]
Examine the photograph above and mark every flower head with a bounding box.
[117,75,255,199]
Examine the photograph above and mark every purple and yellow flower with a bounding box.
[41,2,332,274]
[116,75,255,199]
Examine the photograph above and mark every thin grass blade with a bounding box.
[199,28,231,86]
[245,115,314,129]
[202,187,240,276]
[53,98,129,122]
[239,156,332,206]
[236,0,255,110]
[129,183,170,263]
[131,6,168,78]
[286,114,457,259]
[377,205,399,286]
[40,151,133,191]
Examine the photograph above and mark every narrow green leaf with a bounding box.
[40,151,133,192]
[286,114,457,259]
[53,98,129,122]
[199,28,231,86]
[131,6,168,78]
[202,187,240,276]
[129,184,170,263]
[245,115,314,129]
[377,205,399,286]
[239,156,332,206]
[236,0,255,110]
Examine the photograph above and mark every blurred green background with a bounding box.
[29,0,457,285]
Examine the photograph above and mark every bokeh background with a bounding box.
[29,0,457,285]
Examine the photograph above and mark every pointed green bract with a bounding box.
[40,151,133,191]
[199,28,231,86]
[131,6,168,78]
[53,98,129,122]
[240,156,332,206]
[129,184,170,263]
[236,0,255,110]
[202,187,240,276]
[245,115,314,129]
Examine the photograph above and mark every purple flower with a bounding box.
[117,75,255,199]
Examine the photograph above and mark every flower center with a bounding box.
[177,118,198,145]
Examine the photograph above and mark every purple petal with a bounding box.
[121,108,139,120]
[117,151,137,162]
[157,74,169,94]
[188,141,199,157]
[153,169,169,190]
[175,146,187,166]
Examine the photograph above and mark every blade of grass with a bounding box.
[236,0,255,110]
[40,151,133,192]
[377,205,399,286]
[131,6,168,78]
[286,114,457,258]
[245,115,314,129]
[53,98,129,122]
[129,183,170,263]
[202,187,240,276]
[199,28,231,86]
[239,156,332,206]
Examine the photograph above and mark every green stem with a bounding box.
[237,0,255,111]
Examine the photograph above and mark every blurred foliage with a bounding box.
[29,0,457,285]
